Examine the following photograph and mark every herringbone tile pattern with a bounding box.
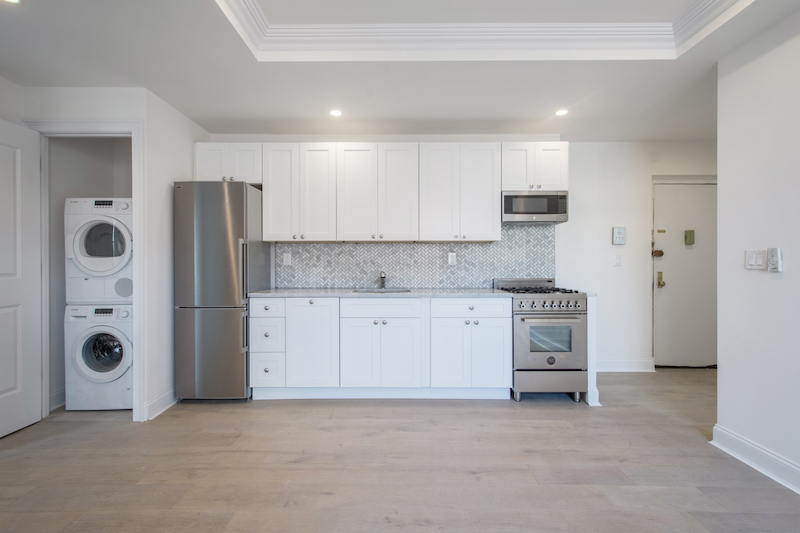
[275,225,555,288]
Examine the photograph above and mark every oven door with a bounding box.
[514,314,587,370]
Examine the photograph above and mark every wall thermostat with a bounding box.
[768,247,783,272]
[612,227,626,245]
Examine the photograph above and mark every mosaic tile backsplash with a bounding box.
[275,225,555,289]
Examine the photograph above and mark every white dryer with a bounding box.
[65,306,133,410]
[64,198,133,305]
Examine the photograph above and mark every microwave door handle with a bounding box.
[521,318,582,323]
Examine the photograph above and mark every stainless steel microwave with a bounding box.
[502,190,568,223]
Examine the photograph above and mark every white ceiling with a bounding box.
[0,0,798,141]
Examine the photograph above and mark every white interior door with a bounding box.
[653,183,717,366]
[0,119,42,437]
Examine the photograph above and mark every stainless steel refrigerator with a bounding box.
[173,181,270,399]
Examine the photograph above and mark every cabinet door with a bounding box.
[195,143,230,182]
[501,142,534,191]
[378,143,419,241]
[430,318,471,387]
[285,298,340,387]
[229,143,263,184]
[534,142,569,191]
[340,318,381,387]
[460,143,501,241]
[470,318,512,388]
[262,143,300,241]
[299,143,337,241]
[381,318,422,388]
[337,143,378,241]
[419,143,460,241]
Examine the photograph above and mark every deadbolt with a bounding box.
[657,272,666,288]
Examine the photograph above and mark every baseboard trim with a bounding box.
[49,388,65,412]
[597,359,656,372]
[145,388,177,420]
[712,424,800,495]
[253,387,511,400]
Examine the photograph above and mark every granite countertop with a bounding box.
[248,288,512,298]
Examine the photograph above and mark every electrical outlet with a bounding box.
[448,252,457,266]
[282,252,292,266]
[612,227,626,245]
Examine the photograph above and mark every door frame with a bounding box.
[651,177,717,365]
[27,121,146,422]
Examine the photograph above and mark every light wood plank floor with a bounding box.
[2,369,799,532]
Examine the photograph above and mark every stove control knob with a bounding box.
[576,302,582,309]
[519,302,526,309]
[543,302,549,309]
[532,303,538,309]
[568,302,574,308]
[560,303,566,309]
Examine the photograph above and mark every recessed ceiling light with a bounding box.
[3,0,22,4]
[555,109,569,116]
[330,110,342,117]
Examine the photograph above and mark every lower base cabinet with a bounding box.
[285,298,340,387]
[340,317,422,387]
[430,317,512,388]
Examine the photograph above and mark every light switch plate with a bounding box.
[612,227,626,245]
[448,252,457,266]
[745,250,766,270]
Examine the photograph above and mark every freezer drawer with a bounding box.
[175,308,249,399]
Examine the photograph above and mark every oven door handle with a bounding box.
[521,317,582,323]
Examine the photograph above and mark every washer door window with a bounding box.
[68,216,132,277]
[73,326,132,383]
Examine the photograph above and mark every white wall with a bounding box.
[48,138,132,409]
[557,141,716,372]
[142,91,210,419]
[0,75,24,125]
[24,88,146,122]
[714,10,800,493]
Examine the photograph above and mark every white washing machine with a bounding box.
[65,306,133,410]
[64,198,133,305]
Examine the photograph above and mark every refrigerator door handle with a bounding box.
[239,238,248,305]
[241,312,248,353]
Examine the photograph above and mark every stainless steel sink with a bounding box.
[351,288,412,293]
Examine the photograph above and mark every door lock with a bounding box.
[657,272,666,288]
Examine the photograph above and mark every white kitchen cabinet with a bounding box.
[195,143,262,184]
[285,298,340,387]
[340,318,382,387]
[336,143,419,241]
[501,142,569,191]
[380,318,422,388]
[431,315,512,388]
[299,143,337,241]
[337,143,378,241]
[419,143,501,242]
[262,143,299,241]
[378,143,419,241]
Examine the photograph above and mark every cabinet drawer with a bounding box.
[430,298,512,318]
[340,298,422,318]
[250,352,285,387]
[250,299,286,317]
[249,318,285,352]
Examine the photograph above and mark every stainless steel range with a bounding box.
[494,278,588,402]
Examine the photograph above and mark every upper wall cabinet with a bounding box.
[195,143,263,184]
[262,143,337,242]
[337,143,419,241]
[419,143,501,242]
[501,142,569,191]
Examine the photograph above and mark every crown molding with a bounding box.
[216,0,752,62]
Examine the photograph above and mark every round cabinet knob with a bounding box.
[300,235,305,239]
[372,235,376,239]
[264,305,269,311]
[454,235,459,239]
[309,299,314,304]
[469,306,474,310]
[293,235,297,239]
[382,320,387,325]
[229,177,235,181]
[120,310,130,318]
[536,184,542,189]
[221,177,227,181]
[465,320,470,325]
[264,368,270,373]
[379,234,384,239]
[474,320,479,325]
[529,184,534,189]
[374,320,379,325]
[264,332,270,337]
[462,235,466,239]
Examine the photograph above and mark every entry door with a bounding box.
[653,183,717,366]
[0,118,42,438]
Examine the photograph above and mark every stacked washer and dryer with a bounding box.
[63,199,134,410]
